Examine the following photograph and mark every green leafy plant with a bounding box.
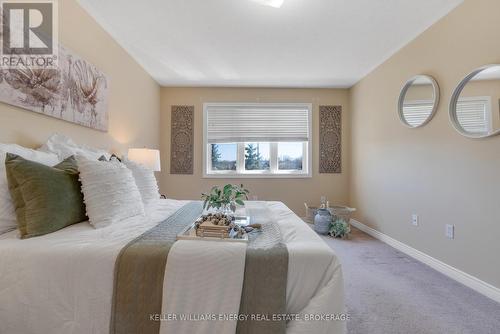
[201,184,249,211]
[329,219,351,238]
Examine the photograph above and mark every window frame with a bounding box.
[203,102,312,178]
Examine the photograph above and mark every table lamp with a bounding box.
[127,148,161,171]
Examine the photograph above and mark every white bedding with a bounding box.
[160,239,247,334]
[0,200,346,334]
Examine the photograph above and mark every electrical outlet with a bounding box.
[411,214,419,226]
[446,224,454,239]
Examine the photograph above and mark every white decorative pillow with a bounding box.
[0,144,59,234]
[76,156,145,228]
[39,133,111,161]
[123,158,160,207]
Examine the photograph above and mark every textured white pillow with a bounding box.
[39,133,111,161]
[0,144,60,234]
[122,159,160,207]
[76,156,145,228]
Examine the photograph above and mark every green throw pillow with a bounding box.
[5,153,87,239]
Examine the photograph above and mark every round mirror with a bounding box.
[398,75,440,128]
[450,65,500,139]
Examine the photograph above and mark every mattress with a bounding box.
[0,199,346,334]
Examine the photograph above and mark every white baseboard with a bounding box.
[350,219,500,304]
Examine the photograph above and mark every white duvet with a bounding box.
[0,200,346,334]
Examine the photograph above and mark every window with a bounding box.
[210,143,236,171]
[456,97,492,134]
[244,143,270,171]
[278,142,303,170]
[204,103,312,177]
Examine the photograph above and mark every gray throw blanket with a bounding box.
[110,201,288,334]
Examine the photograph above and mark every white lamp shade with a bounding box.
[128,148,161,171]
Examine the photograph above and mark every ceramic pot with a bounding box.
[314,208,331,235]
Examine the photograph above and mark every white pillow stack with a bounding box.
[0,144,59,234]
[38,133,111,161]
[122,158,161,208]
[1,135,161,232]
[76,156,145,228]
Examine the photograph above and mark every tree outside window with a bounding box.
[245,143,270,170]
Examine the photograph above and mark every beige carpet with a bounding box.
[322,228,500,334]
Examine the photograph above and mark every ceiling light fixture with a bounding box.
[250,0,284,8]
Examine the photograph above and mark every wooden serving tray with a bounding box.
[176,216,250,243]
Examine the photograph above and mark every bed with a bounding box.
[0,199,346,334]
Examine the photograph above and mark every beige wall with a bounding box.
[350,0,500,288]
[160,87,350,215]
[0,0,160,154]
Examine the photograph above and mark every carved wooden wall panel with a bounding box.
[319,105,342,173]
[170,105,194,174]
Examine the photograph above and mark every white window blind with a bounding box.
[205,103,311,143]
[402,100,434,127]
[456,98,490,134]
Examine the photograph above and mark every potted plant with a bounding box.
[329,218,351,239]
[201,184,249,214]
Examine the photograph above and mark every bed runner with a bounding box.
[236,202,289,334]
[110,201,288,334]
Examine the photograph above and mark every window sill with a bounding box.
[203,172,312,179]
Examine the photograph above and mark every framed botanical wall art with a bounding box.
[0,45,109,131]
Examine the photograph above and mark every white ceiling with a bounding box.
[78,0,463,88]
